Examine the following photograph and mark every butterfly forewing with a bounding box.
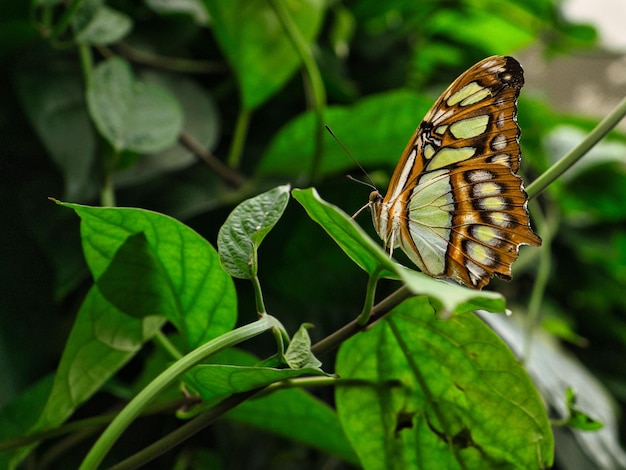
[371,56,541,289]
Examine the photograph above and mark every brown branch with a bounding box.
[178,130,245,189]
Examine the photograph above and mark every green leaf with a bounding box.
[3,287,166,468]
[115,72,220,185]
[96,232,177,318]
[292,187,506,316]
[188,364,328,402]
[203,349,357,464]
[0,375,53,468]
[56,201,237,349]
[228,388,359,465]
[145,0,208,25]
[202,0,326,110]
[335,297,554,470]
[564,387,604,431]
[257,90,432,178]
[38,288,165,428]
[218,184,291,279]
[73,1,133,45]
[14,66,96,200]
[86,57,183,153]
[428,7,535,54]
[284,323,322,370]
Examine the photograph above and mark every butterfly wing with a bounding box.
[371,56,541,289]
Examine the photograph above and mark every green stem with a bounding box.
[154,330,183,361]
[48,0,85,40]
[357,268,382,325]
[78,43,94,84]
[227,108,251,169]
[106,286,413,469]
[79,315,275,470]
[269,0,326,182]
[526,95,626,200]
[251,275,267,315]
[311,285,413,358]
[522,201,557,363]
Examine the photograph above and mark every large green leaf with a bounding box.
[86,57,183,153]
[228,388,359,465]
[2,288,165,469]
[336,297,554,469]
[57,202,237,349]
[292,188,506,316]
[257,90,432,179]
[203,0,326,110]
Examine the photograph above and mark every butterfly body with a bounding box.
[370,56,541,289]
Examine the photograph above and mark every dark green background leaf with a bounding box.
[86,57,183,153]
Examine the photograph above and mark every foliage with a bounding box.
[1,0,625,469]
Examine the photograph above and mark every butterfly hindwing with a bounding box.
[370,56,541,289]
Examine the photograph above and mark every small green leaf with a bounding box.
[285,323,322,370]
[292,187,506,316]
[203,0,326,110]
[73,2,133,45]
[86,57,183,153]
[218,184,291,279]
[336,296,554,469]
[564,387,604,431]
[188,364,328,402]
[55,201,237,349]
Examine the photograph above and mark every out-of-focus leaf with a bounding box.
[14,66,96,200]
[86,57,183,153]
[428,8,535,54]
[115,73,220,186]
[202,0,326,110]
[145,0,208,25]
[73,0,133,45]
[257,90,431,179]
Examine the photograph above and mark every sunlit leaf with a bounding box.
[336,297,554,469]
[56,201,237,349]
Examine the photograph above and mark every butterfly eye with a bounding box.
[369,191,382,203]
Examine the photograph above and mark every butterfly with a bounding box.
[369,56,541,289]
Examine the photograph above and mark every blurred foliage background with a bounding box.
[1,0,626,468]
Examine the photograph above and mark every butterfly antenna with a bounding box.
[325,125,377,189]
